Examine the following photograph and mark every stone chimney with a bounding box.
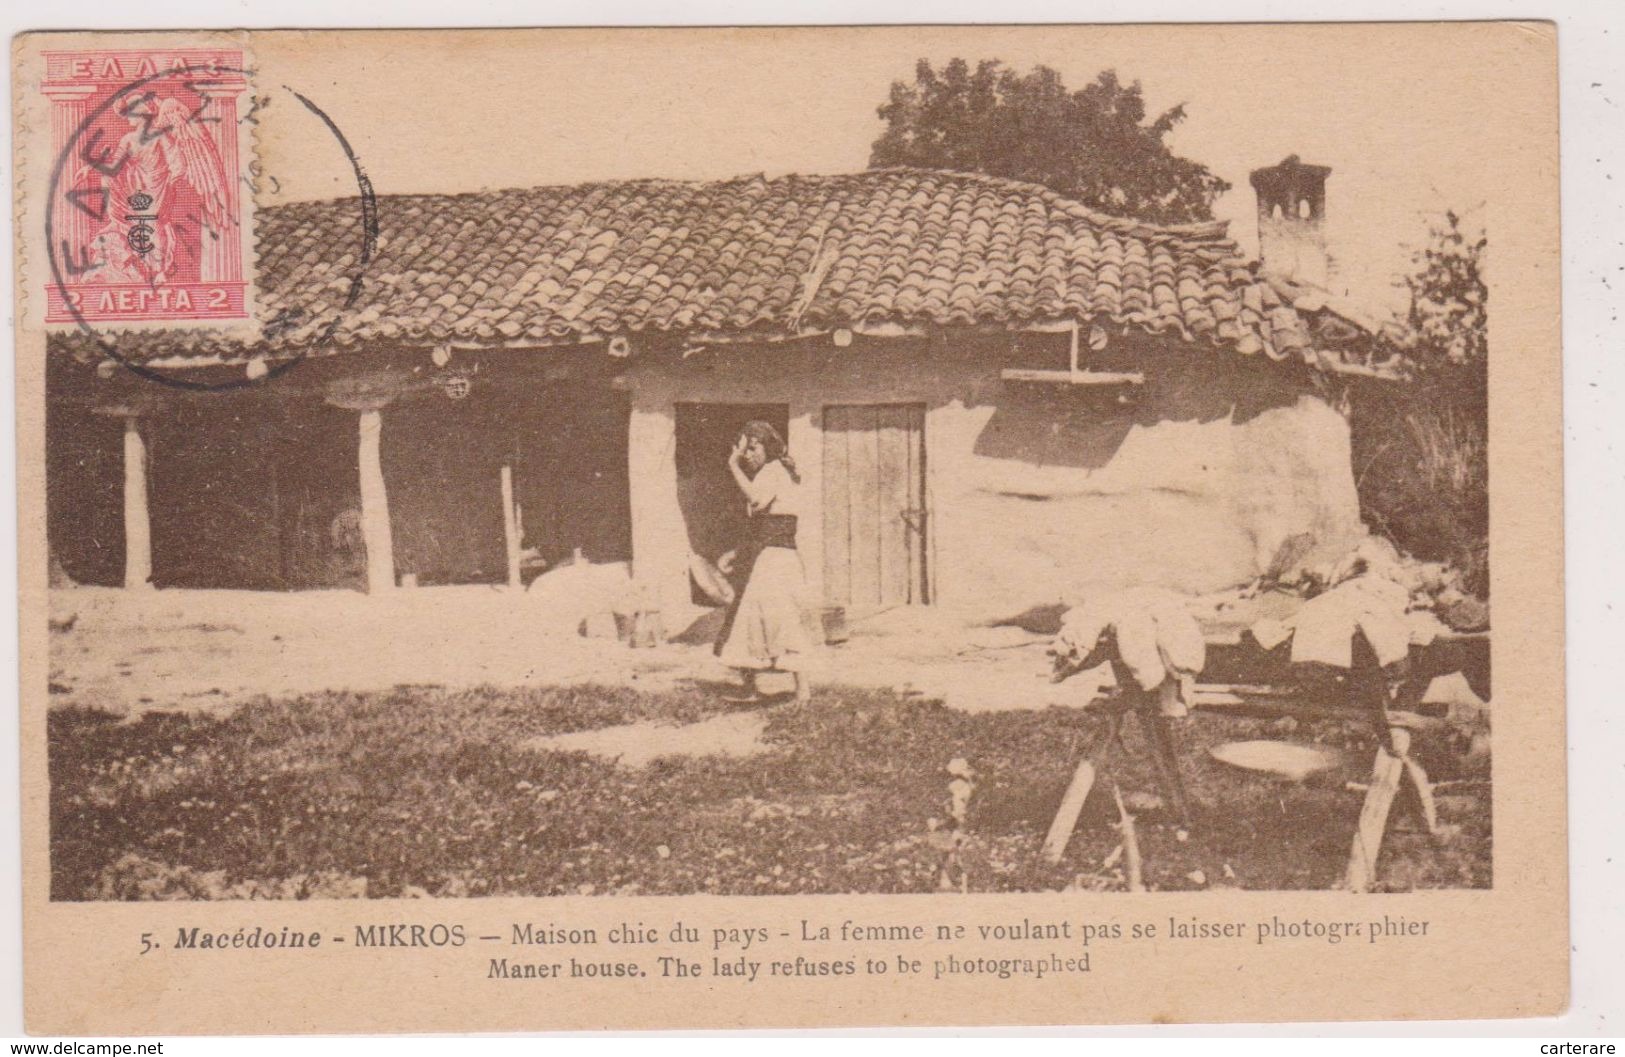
[1249,155,1332,289]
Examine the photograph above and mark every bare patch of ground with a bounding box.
[45,586,1104,720]
[46,586,702,719]
[526,708,773,767]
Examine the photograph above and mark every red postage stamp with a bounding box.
[42,48,252,325]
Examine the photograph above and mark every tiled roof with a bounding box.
[54,168,1324,364]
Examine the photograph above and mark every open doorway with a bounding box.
[674,402,789,603]
[509,385,632,572]
[384,382,632,588]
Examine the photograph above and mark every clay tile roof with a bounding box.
[51,168,1326,366]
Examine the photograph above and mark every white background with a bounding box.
[1,0,1620,1046]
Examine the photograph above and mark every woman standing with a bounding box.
[714,421,814,704]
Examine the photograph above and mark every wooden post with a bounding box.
[1140,706,1194,831]
[1040,706,1126,865]
[1344,727,1411,892]
[500,463,522,590]
[1110,780,1146,892]
[627,392,687,615]
[356,407,394,594]
[325,373,407,596]
[1041,759,1097,865]
[121,415,152,590]
[1402,756,1442,838]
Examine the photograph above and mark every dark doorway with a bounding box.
[674,402,790,569]
[146,400,291,590]
[508,385,633,571]
[382,391,511,586]
[46,393,125,587]
[386,383,633,586]
[145,399,364,591]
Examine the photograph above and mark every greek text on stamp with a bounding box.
[44,48,251,324]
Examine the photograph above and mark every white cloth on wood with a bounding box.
[1053,587,1206,700]
[1260,573,1414,668]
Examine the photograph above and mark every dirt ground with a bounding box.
[45,586,1102,720]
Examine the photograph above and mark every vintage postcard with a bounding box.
[12,23,1562,1032]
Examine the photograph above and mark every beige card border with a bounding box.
[13,22,1564,1033]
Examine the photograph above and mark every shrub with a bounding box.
[1351,209,1488,598]
[1350,376,1487,597]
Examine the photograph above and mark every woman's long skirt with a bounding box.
[716,546,814,672]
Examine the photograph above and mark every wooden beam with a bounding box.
[1141,710,1194,831]
[121,416,152,590]
[324,371,410,412]
[500,463,522,590]
[1192,685,1449,733]
[1402,756,1442,837]
[1041,759,1098,865]
[1344,727,1411,892]
[356,408,395,594]
[1110,780,1146,892]
[999,368,1145,386]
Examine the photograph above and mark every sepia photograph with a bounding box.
[10,19,1575,1034]
[35,30,1496,903]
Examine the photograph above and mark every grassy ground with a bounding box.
[50,683,1491,900]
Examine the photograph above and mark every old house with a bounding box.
[47,160,1392,628]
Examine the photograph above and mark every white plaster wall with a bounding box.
[626,335,1364,627]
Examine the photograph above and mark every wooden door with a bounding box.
[822,404,927,608]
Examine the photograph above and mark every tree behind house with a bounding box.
[1350,210,1489,597]
[869,59,1229,224]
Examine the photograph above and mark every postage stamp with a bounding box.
[41,47,253,326]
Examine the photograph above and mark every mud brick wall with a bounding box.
[626,332,1362,624]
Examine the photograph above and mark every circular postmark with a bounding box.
[45,62,377,392]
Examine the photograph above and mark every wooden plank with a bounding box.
[121,416,152,590]
[1344,727,1411,892]
[822,406,851,606]
[1041,759,1097,864]
[1191,687,1449,733]
[1000,367,1145,385]
[356,408,396,594]
[876,405,911,607]
[911,404,930,604]
[1111,780,1147,892]
[1402,756,1441,836]
[500,463,521,590]
[1141,711,1194,831]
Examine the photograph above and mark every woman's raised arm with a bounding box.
[727,437,769,509]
